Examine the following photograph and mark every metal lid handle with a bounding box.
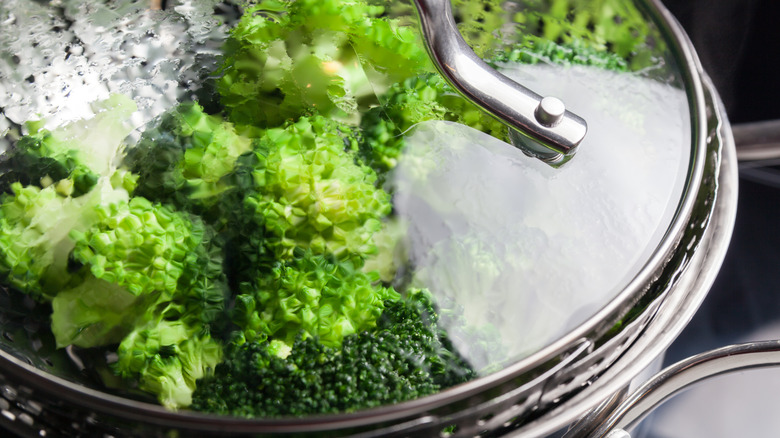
[412,0,588,165]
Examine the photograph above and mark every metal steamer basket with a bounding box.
[0,0,738,437]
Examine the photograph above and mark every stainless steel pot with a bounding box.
[0,0,739,436]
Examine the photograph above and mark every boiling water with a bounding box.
[391,64,691,368]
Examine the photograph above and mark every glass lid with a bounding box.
[0,0,695,421]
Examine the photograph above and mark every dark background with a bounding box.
[665,0,780,125]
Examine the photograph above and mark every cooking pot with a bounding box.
[0,0,738,436]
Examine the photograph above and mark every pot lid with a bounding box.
[364,0,695,370]
[0,0,701,422]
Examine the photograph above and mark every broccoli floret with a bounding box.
[0,94,140,298]
[0,178,131,300]
[114,319,222,410]
[234,249,399,348]
[216,0,431,127]
[0,94,137,196]
[44,195,228,408]
[191,290,474,417]
[0,174,228,409]
[51,196,227,348]
[234,115,391,262]
[123,102,256,223]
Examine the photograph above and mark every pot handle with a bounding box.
[564,340,780,437]
[412,0,588,165]
[734,119,780,161]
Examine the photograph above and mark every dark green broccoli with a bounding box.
[191,289,475,417]
[491,37,629,72]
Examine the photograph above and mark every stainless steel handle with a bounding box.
[412,0,588,165]
[571,340,780,438]
[734,119,780,161]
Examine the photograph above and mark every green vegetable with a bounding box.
[191,290,474,417]
[512,0,659,70]
[0,151,226,409]
[216,0,432,127]
[358,38,628,182]
[0,94,141,298]
[123,102,256,223]
[359,73,507,180]
[46,195,227,408]
[52,196,227,347]
[234,115,391,262]
[234,249,399,348]
[0,178,132,300]
[0,94,137,197]
[492,37,629,72]
[114,319,222,409]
